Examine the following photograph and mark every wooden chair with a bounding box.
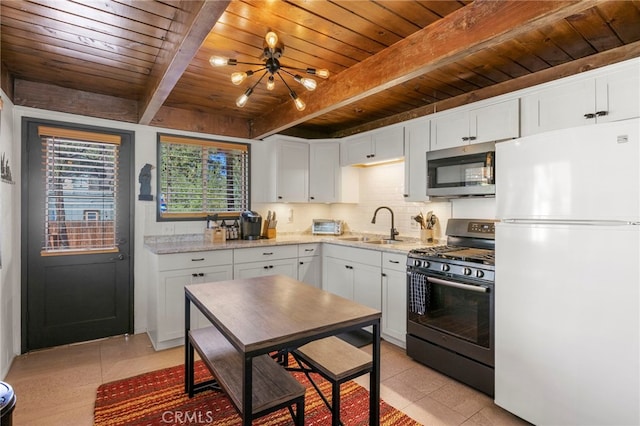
[289,336,373,426]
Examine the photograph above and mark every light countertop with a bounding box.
[144,232,434,255]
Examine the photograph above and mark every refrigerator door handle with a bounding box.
[501,219,639,226]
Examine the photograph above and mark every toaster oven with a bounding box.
[312,219,343,235]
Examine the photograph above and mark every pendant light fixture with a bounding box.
[210,31,329,111]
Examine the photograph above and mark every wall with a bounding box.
[0,92,19,379]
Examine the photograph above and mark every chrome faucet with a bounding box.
[371,206,399,240]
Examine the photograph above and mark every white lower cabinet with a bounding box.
[233,245,298,279]
[298,243,322,288]
[322,244,382,310]
[148,250,233,350]
[381,252,407,347]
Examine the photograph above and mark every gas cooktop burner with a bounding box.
[410,245,495,266]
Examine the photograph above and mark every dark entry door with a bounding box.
[22,118,134,352]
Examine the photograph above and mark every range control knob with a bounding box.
[441,264,450,272]
[476,270,485,278]
[463,267,472,276]
[413,259,422,267]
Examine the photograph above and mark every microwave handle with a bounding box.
[427,276,489,293]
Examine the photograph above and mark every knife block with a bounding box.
[420,229,433,243]
[265,228,276,239]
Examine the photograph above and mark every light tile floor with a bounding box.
[3,333,529,425]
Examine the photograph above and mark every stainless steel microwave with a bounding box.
[426,141,495,198]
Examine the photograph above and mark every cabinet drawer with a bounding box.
[383,252,407,272]
[323,244,381,266]
[298,243,321,257]
[234,244,298,264]
[157,250,233,272]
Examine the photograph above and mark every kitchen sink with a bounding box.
[364,239,403,245]
[337,236,376,242]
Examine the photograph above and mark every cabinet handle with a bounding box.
[469,136,477,141]
[304,248,314,252]
[388,260,400,264]
[345,265,353,269]
[263,265,274,269]
[462,137,469,141]
[191,258,205,262]
[382,273,387,277]
[192,273,198,277]
[596,110,608,117]
[277,196,283,199]
[198,273,204,277]
[263,252,274,256]
[299,261,304,265]
[584,113,596,119]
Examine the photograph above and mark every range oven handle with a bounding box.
[427,276,490,293]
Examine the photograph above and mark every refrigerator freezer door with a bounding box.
[496,118,639,222]
[494,222,639,425]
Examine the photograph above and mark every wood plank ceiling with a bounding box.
[2,0,640,140]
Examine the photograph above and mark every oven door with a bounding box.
[407,269,494,366]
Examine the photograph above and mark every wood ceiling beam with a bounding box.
[250,0,603,139]
[138,0,229,125]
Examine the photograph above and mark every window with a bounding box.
[40,126,120,254]
[157,134,250,220]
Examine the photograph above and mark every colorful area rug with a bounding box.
[94,360,421,425]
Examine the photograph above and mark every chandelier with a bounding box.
[209,31,329,111]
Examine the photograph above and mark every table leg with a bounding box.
[242,354,253,425]
[185,295,194,396]
[370,319,381,425]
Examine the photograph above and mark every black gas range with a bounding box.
[406,218,496,396]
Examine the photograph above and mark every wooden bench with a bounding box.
[290,336,373,426]
[188,326,305,425]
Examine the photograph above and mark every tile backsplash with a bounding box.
[147,161,496,242]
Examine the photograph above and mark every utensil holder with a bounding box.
[205,228,226,243]
[420,229,433,243]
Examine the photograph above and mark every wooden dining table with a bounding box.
[184,274,382,425]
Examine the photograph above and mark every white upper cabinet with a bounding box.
[275,140,309,203]
[341,125,404,166]
[252,137,358,204]
[430,98,520,150]
[521,59,640,136]
[403,118,430,202]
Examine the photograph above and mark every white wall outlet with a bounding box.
[287,208,294,223]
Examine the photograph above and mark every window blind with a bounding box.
[40,126,119,253]
[158,134,249,219]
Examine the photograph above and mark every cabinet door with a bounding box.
[353,262,382,310]
[372,126,404,162]
[596,64,640,124]
[430,110,470,150]
[471,98,520,143]
[523,78,595,135]
[404,120,429,201]
[298,256,322,288]
[382,268,407,344]
[276,141,309,202]
[309,142,340,202]
[323,256,354,300]
[341,134,373,166]
[233,258,297,280]
[159,265,232,340]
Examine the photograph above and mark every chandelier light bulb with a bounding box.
[267,75,275,90]
[290,91,306,111]
[295,75,317,91]
[315,68,330,79]
[307,68,330,79]
[265,31,279,49]
[231,71,248,85]
[236,88,253,108]
[210,56,229,67]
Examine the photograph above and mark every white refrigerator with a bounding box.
[494,118,640,426]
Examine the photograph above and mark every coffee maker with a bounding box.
[240,211,262,240]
